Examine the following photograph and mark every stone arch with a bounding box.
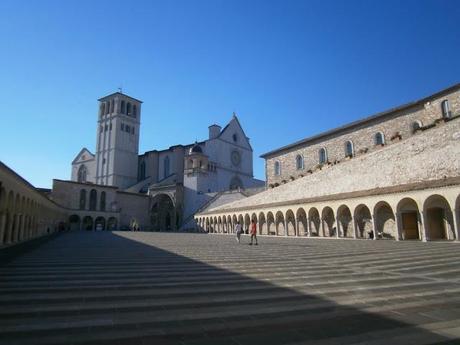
[150,194,176,231]
[214,216,218,233]
[222,216,227,233]
[308,207,320,236]
[95,216,106,231]
[205,218,210,232]
[89,189,97,211]
[337,205,353,238]
[258,212,267,235]
[285,209,296,236]
[456,195,460,240]
[296,208,307,236]
[217,216,222,233]
[267,212,275,235]
[374,201,396,239]
[423,195,455,240]
[107,217,117,231]
[69,214,80,231]
[232,215,238,233]
[275,211,285,236]
[397,197,421,240]
[244,214,251,233]
[354,204,372,239]
[82,216,93,231]
[238,214,244,229]
[321,206,336,237]
[227,215,232,233]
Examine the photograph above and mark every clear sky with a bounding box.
[0,0,459,188]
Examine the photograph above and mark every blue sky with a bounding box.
[0,0,459,188]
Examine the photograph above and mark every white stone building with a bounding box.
[69,92,264,230]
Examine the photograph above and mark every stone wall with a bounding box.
[265,86,460,186]
[210,118,460,211]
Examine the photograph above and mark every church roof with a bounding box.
[98,92,143,103]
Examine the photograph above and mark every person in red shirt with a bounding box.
[249,219,258,245]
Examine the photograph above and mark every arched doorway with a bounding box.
[354,204,372,239]
[285,210,296,236]
[424,195,455,240]
[322,207,335,237]
[275,211,285,236]
[259,212,267,235]
[267,212,275,235]
[107,217,117,231]
[374,201,396,239]
[308,208,320,236]
[397,198,421,240]
[150,194,176,231]
[337,205,352,238]
[296,208,307,236]
[69,214,81,231]
[95,217,106,231]
[82,216,93,231]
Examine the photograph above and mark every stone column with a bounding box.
[395,212,403,241]
[351,217,357,239]
[452,208,459,241]
[284,220,288,237]
[0,214,6,246]
[320,218,325,237]
[371,214,378,240]
[335,218,339,239]
[419,211,428,242]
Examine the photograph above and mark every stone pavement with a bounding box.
[1,232,460,345]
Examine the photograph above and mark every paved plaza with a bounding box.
[1,232,460,345]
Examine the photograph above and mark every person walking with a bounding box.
[249,219,258,245]
[235,221,242,243]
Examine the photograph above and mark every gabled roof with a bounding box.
[71,148,95,165]
[98,92,143,103]
[260,82,460,159]
[218,113,253,150]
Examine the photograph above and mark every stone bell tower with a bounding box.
[95,92,142,188]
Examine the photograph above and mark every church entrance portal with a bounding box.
[150,194,176,231]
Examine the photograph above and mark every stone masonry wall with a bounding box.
[210,118,460,211]
[266,87,460,186]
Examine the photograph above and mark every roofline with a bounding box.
[53,179,119,189]
[260,82,460,159]
[98,92,143,103]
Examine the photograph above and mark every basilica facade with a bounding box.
[56,92,263,231]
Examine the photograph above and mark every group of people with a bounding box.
[235,220,258,245]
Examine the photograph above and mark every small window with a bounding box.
[295,155,303,170]
[105,102,109,115]
[411,121,422,133]
[121,123,125,131]
[121,100,126,114]
[100,103,105,116]
[274,161,281,176]
[110,99,114,113]
[345,141,354,157]
[441,100,451,118]
[319,148,327,164]
[232,133,238,142]
[127,102,132,115]
[374,132,385,145]
[104,124,108,131]
[125,125,130,133]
